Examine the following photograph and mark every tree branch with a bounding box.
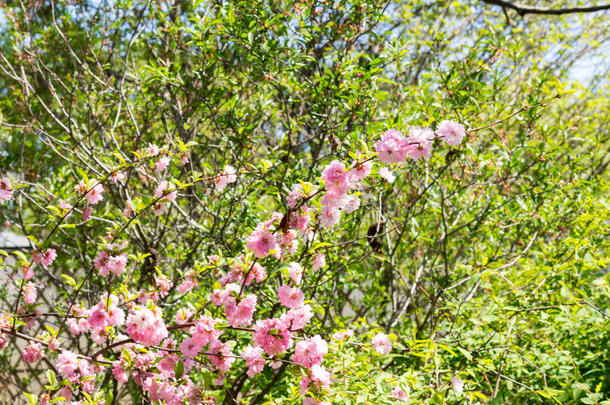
[481,0,610,15]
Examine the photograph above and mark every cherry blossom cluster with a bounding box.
[375,120,466,164]
[0,119,470,404]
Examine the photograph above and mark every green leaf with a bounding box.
[175,360,184,379]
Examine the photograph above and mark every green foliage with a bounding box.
[0,0,608,404]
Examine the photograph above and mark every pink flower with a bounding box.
[350,161,372,181]
[242,345,265,377]
[288,262,304,284]
[378,167,395,183]
[208,340,235,371]
[190,316,223,347]
[21,265,34,280]
[22,342,43,363]
[372,333,392,355]
[111,171,125,184]
[293,335,328,368]
[0,177,13,203]
[86,183,105,205]
[175,308,194,324]
[56,350,79,378]
[246,222,278,258]
[312,253,325,271]
[43,248,57,267]
[278,285,304,309]
[390,386,409,401]
[406,127,434,160]
[123,199,136,218]
[436,120,466,146]
[310,364,331,386]
[375,129,408,164]
[284,304,313,330]
[320,191,348,209]
[287,183,312,208]
[112,361,129,383]
[320,205,341,228]
[344,195,360,214]
[331,329,353,341]
[247,262,267,284]
[180,337,202,358]
[82,206,92,220]
[156,156,170,172]
[215,165,237,191]
[253,317,293,355]
[126,305,168,346]
[59,201,73,218]
[154,181,177,202]
[321,161,350,194]
[146,143,161,156]
[23,282,37,304]
[303,398,330,405]
[225,293,257,327]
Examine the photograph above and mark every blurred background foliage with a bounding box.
[0,0,608,403]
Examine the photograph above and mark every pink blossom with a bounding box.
[154,181,177,202]
[312,253,325,271]
[246,222,278,258]
[284,304,313,330]
[59,201,73,218]
[372,333,392,355]
[320,205,341,228]
[215,165,237,191]
[153,202,167,216]
[242,345,265,377]
[43,248,57,267]
[56,350,79,378]
[320,191,348,209]
[112,361,129,383]
[21,264,34,280]
[406,127,434,160]
[287,183,312,208]
[247,262,267,284]
[288,262,304,284]
[436,120,466,146]
[375,129,408,163]
[349,161,372,181]
[22,342,43,363]
[253,317,293,355]
[180,337,202,358]
[177,272,198,294]
[303,398,330,405]
[310,364,331,386]
[156,156,170,172]
[156,274,173,297]
[146,143,161,156]
[86,183,105,205]
[224,293,257,327]
[111,171,125,184]
[378,167,396,183]
[0,177,13,203]
[23,282,37,304]
[280,229,299,256]
[208,340,235,371]
[344,195,360,214]
[331,329,354,341]
[293,335,328,368]
[82,206,92,220]
[190,316,223,347]
[175,308,194,324]
[123,199,136,218]
[321,161,350,194]
[278,285,304,309]
[126,305,168,346]
[390,386,409,401]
